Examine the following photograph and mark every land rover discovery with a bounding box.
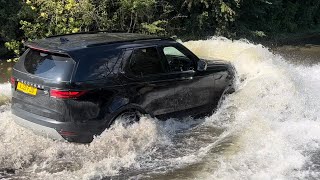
[11,33,235,143]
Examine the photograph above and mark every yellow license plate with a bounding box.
[17,82,38,96]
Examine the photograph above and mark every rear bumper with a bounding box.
[12,107,105,143]
[13,114,65,141]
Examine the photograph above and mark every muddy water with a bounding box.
[274,45,320,65]
[0,61,14,84]
[0,38,320,179]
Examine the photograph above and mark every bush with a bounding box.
[1,0,320,57]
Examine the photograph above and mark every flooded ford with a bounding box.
[1,37,320,179]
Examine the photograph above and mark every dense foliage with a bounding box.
[0,0,319,58]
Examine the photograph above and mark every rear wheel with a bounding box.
[113,110,141,127]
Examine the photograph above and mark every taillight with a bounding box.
[10,77,15,86]
[50,89,87,99]
[59,130,77,137]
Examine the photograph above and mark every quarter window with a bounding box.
[129,47,165,76]
[162,46,194,72]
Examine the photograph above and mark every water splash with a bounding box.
[184,37,320,179]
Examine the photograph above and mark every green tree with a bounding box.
[20,0,96,40]
[118,0,156,32]
[0,0,23,57]
[0,0,22,41]
[1,0,320,59]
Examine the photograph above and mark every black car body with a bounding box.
[11,33,235,143]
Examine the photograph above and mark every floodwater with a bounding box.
[0,37,320,179]
[0,61,14,84]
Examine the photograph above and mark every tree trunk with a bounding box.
[128,13,133,33]
[132,12,138,33]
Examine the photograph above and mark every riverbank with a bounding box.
[257,31,320,47]
[265,33,320,65]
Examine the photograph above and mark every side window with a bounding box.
[74,49,122,81]
[87,50,122,79]
[129,47,165,76]
[162,46,194,72]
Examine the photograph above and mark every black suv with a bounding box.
[11,33,235,143]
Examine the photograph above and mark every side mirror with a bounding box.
[197,60,207,71]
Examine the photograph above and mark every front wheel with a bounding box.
[217,86,235,108]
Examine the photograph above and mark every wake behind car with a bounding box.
[11,32,235,143]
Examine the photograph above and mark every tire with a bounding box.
[113,110,141,127]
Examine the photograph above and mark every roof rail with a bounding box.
[47,30,128,38]
[86,37,174,48]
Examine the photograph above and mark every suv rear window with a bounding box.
[23,49,75,81]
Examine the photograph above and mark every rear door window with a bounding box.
[74,49,122,81]
[23,49,75,82]
[129,47,166,76]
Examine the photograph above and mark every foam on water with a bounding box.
[0,37,320,179]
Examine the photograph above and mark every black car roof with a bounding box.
[24,32,173,53]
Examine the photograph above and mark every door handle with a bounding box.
[183,76,193,80]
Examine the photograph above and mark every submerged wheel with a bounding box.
[113,110,141,127]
